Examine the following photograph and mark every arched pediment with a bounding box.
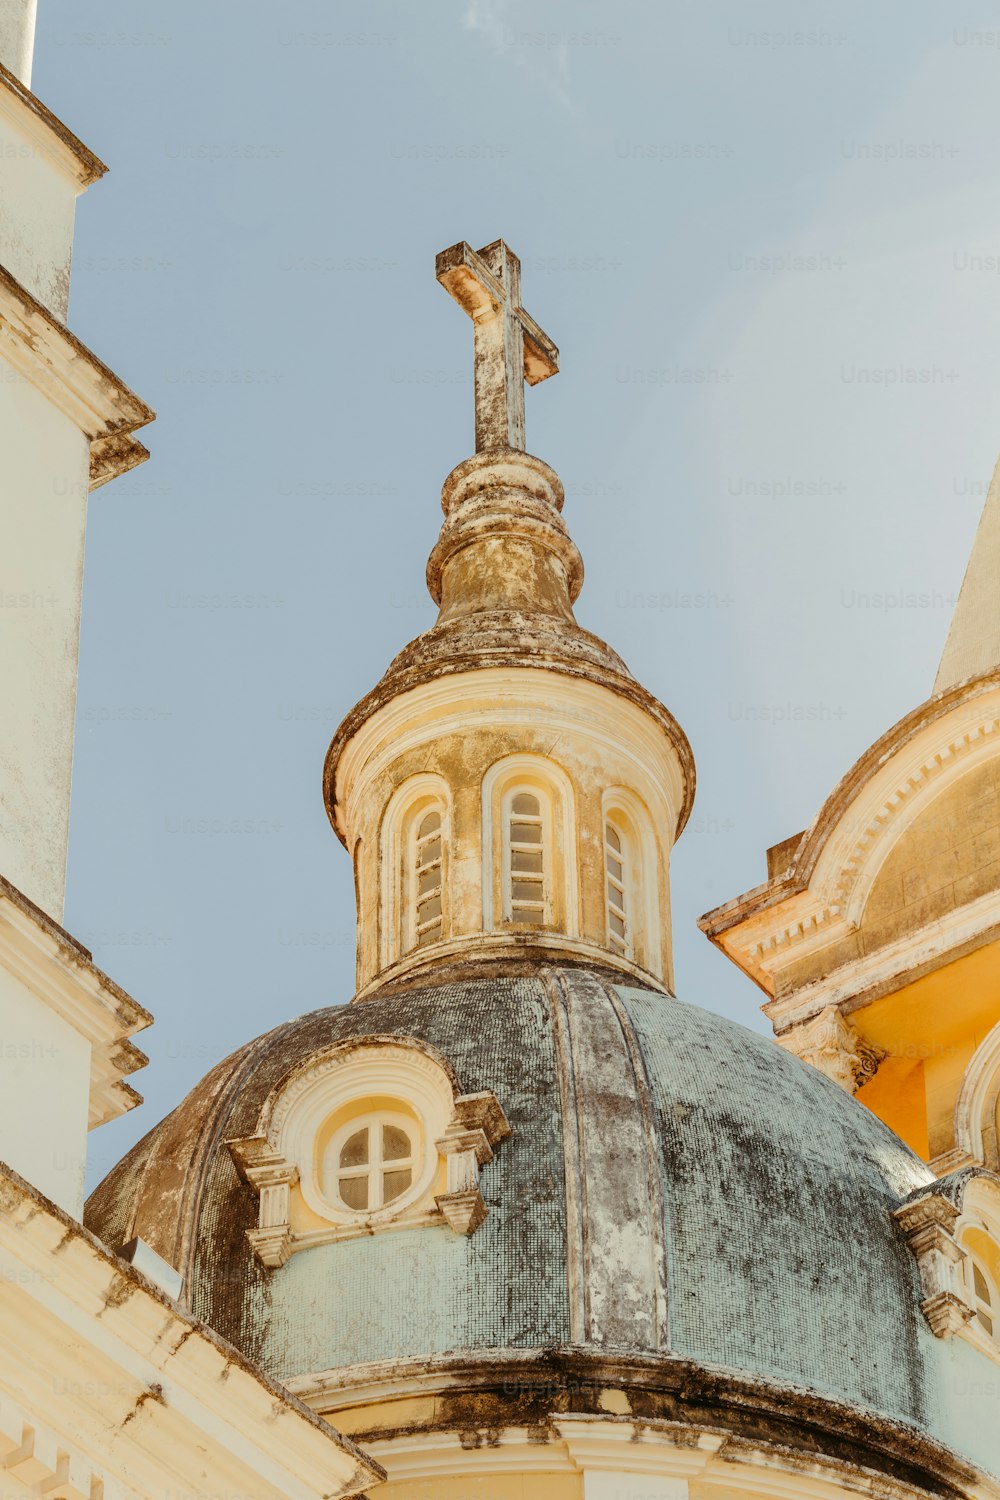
[701,671,1000,1006]
[807,678,1000,933]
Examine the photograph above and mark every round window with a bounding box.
[327,1111,418,1214]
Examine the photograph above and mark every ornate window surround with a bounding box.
[961,1224,1000,1339]
[956,1179,1000,1355]
[894,1167,1000,1358]
[699,680,1000,1015]
[227,1037,510,1268]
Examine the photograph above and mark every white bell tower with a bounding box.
[0,2,153,1212]
[0,2,153,922]
[0,0,35,88]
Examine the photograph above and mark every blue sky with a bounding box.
[36,0,1000,1186]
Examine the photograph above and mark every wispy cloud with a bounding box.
[462,0,576,116]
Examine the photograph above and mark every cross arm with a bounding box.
[519,307,558,385]
[435,241,506,322]
[436,240,559,384]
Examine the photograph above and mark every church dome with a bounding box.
[86,966,948,1458]
[85,242,1000,1494]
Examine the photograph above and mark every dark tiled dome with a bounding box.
[86,970,939,1427]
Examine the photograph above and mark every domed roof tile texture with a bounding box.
[87,970,935,1424]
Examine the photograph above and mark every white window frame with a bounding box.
[268,1043,453,1228]
[379,773,451,968]
[409,806,445,950]
[604,815,630,957]
[501,782,553,927]
[969,1255,997,1337]
[601,787,661,975]
[959,1219,1000,1344]
[326,1108,419,1215]
[952,1178,1000,1360]
[230,1038,511,1262]
[482,754,579,936]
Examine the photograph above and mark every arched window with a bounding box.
[968,1254,996,1337]
[482,755,578,938]
[330,1111,417,1214]
[507,790,546,925]
[605,818,629,956]
[956,1197,1000,1348]
[601,790,660,975]
[411,808,443,948]
[380,776,451,968]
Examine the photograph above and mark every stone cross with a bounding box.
[436,239,559,452]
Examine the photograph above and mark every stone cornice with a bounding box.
[0,874,150,1127]
[0,58,106,188]
[765,897,1000,1035]
[0,264,153,488]
[353,929,672,1000]
[352,948,672,1003]
[284,1346,990,1500]
[326,661,695,848]
[0,1161,383,1498]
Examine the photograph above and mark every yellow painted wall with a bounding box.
[851,941,1000,1159]
[856,1057,929,1159]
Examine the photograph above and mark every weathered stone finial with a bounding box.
[436,239,558,452]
